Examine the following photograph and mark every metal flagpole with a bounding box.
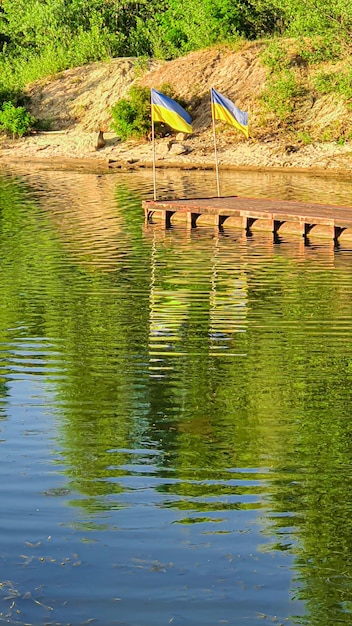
[152,112,157,201]
[211,88,221,198]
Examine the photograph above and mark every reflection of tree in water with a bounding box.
[266,356,352,626]
[47,187,154,503]
[250,269,352,626]
[0,172,58,423]
[147,230,352,624]
[0,378,9,423]
[0,174,153,503]
[3,172,352,624]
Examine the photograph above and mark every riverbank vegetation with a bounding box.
[0,0,352,142]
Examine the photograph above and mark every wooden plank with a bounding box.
[143,195,352,240]
[146,196,352,217]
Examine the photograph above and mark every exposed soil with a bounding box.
[1,44,352,173]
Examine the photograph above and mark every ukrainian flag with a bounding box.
[151,89,192,134]
[211,87,248,138]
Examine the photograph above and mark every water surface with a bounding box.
[1,165,352,625]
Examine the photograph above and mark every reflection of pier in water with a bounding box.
[143,221,348,266]
[147,228,250,372]
[145,221,352,372]
[144,195,352,242]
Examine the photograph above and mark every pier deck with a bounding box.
[143,196,352,240]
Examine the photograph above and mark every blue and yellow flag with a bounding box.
[211,88,248,138]
[151,89,192,134]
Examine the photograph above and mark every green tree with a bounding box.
[270,0,352,38]
[146,0,281,57]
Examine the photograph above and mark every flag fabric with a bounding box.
[211,87,248,138]
[151,88,192,134]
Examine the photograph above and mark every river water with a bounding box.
[1,164,352,626]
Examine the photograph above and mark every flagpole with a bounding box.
[152,114,157,201]
[211,89,221,198]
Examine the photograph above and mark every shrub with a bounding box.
[261,70,302,120]
[0,102,35,138]
[261,41,290,72]
[314,70,352,102]
[111,85,151,141]
[111,83,188,141]
[0,83,25,109]
[297,36,342,64]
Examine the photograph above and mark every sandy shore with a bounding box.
[2,47,351,176]
[1,129,352,175]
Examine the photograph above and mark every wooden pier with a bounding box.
[143,196,352,240]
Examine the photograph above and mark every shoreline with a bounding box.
[2,155,352,180]
[2,46,351,180]
[1,130,352,177]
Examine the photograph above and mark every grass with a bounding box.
[261,69,303,120]
[0,25,115,95]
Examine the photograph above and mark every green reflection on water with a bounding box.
[1,170,352,624]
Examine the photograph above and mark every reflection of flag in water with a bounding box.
[151,88,192,134]
[209,273,248,355]
[148,231,190,376]
[211,87,248,138]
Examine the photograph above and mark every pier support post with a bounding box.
[334,226,345,241]
[186,212,199,229]
[305,223,340,240]
[304,223,315,237]
[159,210,175,228]
[218,215,228,229]
[242,217,257,232]
[166,210,175,228]
[273,220,285,234]
[145,208,154,224]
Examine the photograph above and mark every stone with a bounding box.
[157,141,173,155]
[169,143,190,155]
[175,132,189,141]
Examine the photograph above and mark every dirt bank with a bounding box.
[1,45,352,173]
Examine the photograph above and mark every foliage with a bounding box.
[267,0,352,40]
[0,0,352,69]
[261,35,343,72]
[0,83,23,109]
[261,69,302,119]
[313,70,352,102]
[0,0,352,116]
[0,101,35,137]
[296,35,343,64]
[110,85,151,141]
[296,130,312,145]
[145,0,281,58]
[261,40,291,71]
[259,34,351,132]
[0,14,119,92]
[0,0,282,73]
[110,83,188,141]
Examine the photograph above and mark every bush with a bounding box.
[110,84,187,141]
[111,85,151,141]
[314,70,352,102]
[0,83,25,109]
[144,0,282,59]
[261,41,290,72]
[261,70,302,120]
[297,36,342,64]
[0,102,35,138]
